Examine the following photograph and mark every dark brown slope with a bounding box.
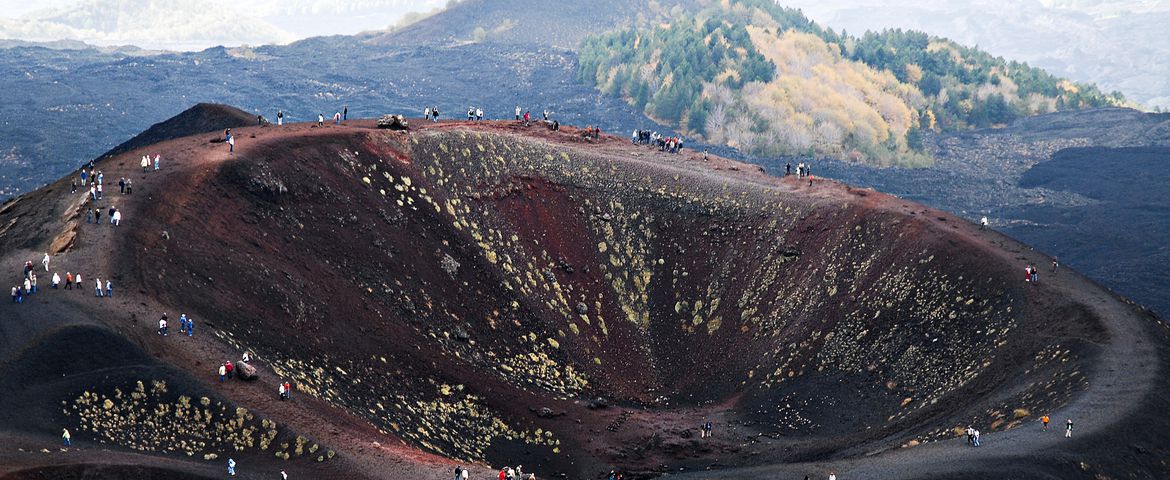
[0,115,1165,480]
[97,103,254,160]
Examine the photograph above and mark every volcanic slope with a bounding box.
[0,117,1166,480]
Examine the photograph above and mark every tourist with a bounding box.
[228,134,235,154]
[62,428,71,446]
[318,113,324,127]
[94,278,103,297]
[75,273,82,292]
[105,279,112,297]
[65,272,73,290]
[153,154,160,171]
[42,252,50,271]
[1041,415,1050,431]
[973,429,981,446]
[111,209,121,226]
[1066,418,1074,438]
[279,382,287,400]
[515,105,521,121]
[29,273,37,294]
[158,315,168,336]
[141,155,150,172]
[51,272,60,289]
[225,360,234,379]
[277,110,284,126]
[187,316,194,336]
[981,216,989,230]
[227,458,236,476]
[219,364,226,382]
[119,177,126,194]
[125,179,132,194]
[179,313,188,334]
[343,105,348,121]
[424,106,431,120]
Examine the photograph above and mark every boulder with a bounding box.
[236,361,258,381]
[377,114,409,130]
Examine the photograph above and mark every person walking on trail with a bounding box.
[318,114,324,127]
[94,277,102,297]
[284,381,292,399]
[828,471,836,480]
[111,209,121,226]
[179,314,188,334]
[141,155,150,172]
[980,216,989,230]
[334,112,342,125]
[125,179,132,194]
[105,279,112,298]
[476,108,483,121]
[1041,415,1050,431]
[96,183,103,200]
[75,273,82,292]
[64,272,73,290]
[158,316,168,336]
[343,106,348,121]
[219,364,227,382]
[62,428,71,446]
[52,272,60,289]
[187,316,194,336]
[432,106,439,122]
[228,135,235,154]
[10,285,17,303]
[279,382,287,400]
[281,470,288,480]
[153,154,160,171]
[29,273,37,294]
[119,177,126,194]
[277,110,284,126]
[515,105,521,121]
[1066,419,1074,438]
[23,278,31,298]
[1051,258,1059,274]
[225,360,235,379]
[227,458,236,476]
[966,426,975,445]
[973,429,982,446]
[424,106,431,121]
[42,253,50,272]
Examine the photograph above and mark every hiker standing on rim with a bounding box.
[515,104,521,120]
[277,110,284,126]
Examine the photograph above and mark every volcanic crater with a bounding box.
[0,107,1165,480]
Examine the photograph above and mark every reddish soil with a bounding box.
[0,110,1167,480]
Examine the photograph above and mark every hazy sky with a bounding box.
[0,0,446,50]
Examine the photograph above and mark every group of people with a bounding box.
[86,204,123,227]
[699,420,714,438]
[140,154,160,172]
[1024,264,1040,283]
[466,106,485,121]
[11,255,110,303]
[496,464,533,480]
[631,129,684,153]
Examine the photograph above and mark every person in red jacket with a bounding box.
[225,360,234,379]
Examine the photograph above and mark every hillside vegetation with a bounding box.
[578,0,1123,166]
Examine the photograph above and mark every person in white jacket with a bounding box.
[111,210,122,226]
[42,252,50,271]
[94,278,103,297]
[51,272,60,289]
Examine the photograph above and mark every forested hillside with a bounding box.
[579,0,1123,166]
